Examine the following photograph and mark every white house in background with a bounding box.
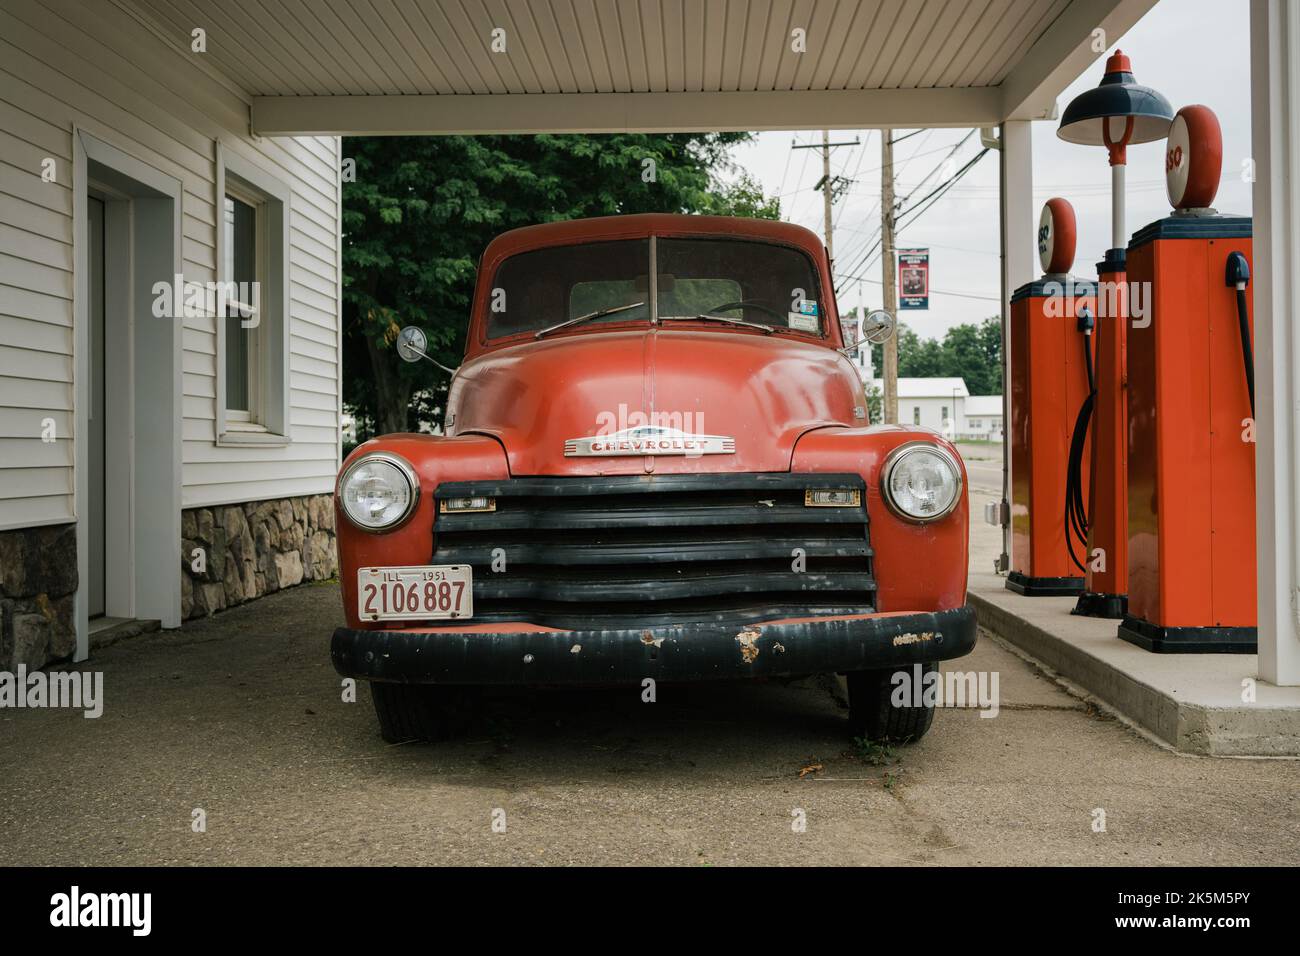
[871,377,969,438]
[0,2,342,672]
[961,395,1005,441]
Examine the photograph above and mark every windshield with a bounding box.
[485,236,824,339]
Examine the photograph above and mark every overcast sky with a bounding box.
[725,0,1253,340]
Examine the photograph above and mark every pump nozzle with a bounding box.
[1076,304,1094,335]
[1224,252,1254,415]
[1225,251,1250,290]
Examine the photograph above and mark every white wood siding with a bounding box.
[0,0,341,527]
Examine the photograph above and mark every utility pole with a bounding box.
[881,128,899,425]
[792,132,859,259]
[820,130,834,259]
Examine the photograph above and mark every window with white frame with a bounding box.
[913,406,921,425]
[217,148,290,445]
[223,188,261,422]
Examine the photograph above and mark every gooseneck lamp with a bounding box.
[1057,50,1174,250]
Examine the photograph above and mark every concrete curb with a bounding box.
[969,587,1300,757]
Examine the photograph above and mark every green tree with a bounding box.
[975,315,1004,393]
[342,133,776,438]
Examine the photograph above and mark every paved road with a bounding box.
[954,442,1003,496]
[2,579,1297,865]
[956,442,1005,574]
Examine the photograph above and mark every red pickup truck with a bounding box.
[331,213,974,744]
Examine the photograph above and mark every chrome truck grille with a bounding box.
[432,473,875,628]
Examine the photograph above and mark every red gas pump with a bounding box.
[1074,247,1129,618]
[1120,105,1257,652]
[1057,51,1174,620]
[1007,199,1096,595]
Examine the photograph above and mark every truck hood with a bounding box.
[446,328,862,475]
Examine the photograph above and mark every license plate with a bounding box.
[357,565,473,622]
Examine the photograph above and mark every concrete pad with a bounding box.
[968,570,1300,756]
[956,443,1300,757]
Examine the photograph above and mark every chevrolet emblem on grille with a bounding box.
[564,425,736,457]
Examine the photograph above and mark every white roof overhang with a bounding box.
[115,0,1158,136]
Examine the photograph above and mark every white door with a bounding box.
[88,195,106,618]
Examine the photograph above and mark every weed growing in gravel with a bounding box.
[852,737,898,766]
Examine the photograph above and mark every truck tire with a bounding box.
[369,682,473,743]
[846,663,937,743]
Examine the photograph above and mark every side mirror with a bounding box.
[839,309,895,356]
[396,325,458,376]
[396,325,427,363]
[862,309,896,344]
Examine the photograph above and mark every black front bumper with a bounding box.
[331,605,977,685]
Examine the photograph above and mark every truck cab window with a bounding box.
[488,239,649,339]
[486,236,823,339]
[656,237,821,333]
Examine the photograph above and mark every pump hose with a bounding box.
[1235,287,1255,417]
[1064,325,1096,575]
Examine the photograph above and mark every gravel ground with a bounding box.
[2,578,1297,866]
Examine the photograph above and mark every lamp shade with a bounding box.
[1057,50,1173,146]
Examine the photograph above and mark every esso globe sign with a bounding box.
[1037,197,1077,275]
[1166,104,1222,210]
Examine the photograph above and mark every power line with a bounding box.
[889,128,927,144]
[834,146,992,291]
[896,147,991,232]
[844,276,1000,302]
[833,132,872,230]
[898,130,976,207]
[776,135,796,202]
[910,240,1000,258]
[834,131,976,284]
[832,130,937,267]
[829,141,982,195]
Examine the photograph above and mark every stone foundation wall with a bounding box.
[0,524,78,671]
[182,493,337,619]
[0,495,337,671]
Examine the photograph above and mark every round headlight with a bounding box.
[338,453,419,531]
[881,442,962,522]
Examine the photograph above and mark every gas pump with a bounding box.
[1119,105,1257,652]
[1057,50,1174,620]
[1006,198,1097,595]
[1073,243,1129,618]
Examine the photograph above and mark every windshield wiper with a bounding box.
[534,301,646,339]
[658,313,775,334]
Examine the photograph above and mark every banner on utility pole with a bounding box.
[898,248,930,310]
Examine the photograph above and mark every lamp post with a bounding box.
[1057,50,1174,253]
[1054,50,1173,620]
